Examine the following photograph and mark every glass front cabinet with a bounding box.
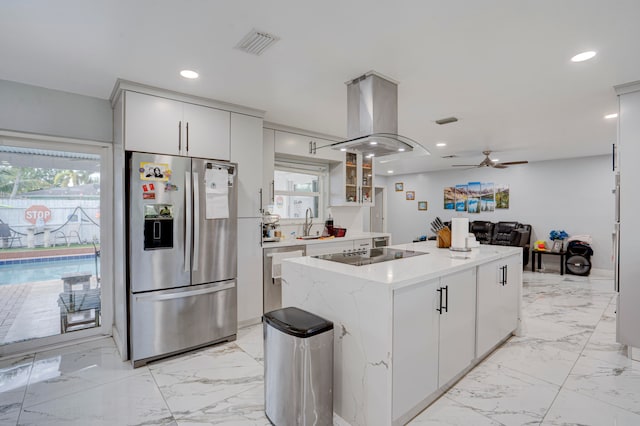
[330,152,375,206]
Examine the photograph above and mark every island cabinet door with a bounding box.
[500,254,522,336]
[438,268,477,387]
[476,257,520,358]
[392,278,440,422]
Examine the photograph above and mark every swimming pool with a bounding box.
[0,256,99,285]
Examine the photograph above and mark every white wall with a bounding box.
[384,155,614,270]
[0,79,112,142]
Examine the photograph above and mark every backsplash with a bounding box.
[275,206,364,240]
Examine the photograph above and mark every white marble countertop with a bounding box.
[286,240,522,289]
[261,232,391,249]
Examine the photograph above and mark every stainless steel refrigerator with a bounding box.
[127,152,237,367]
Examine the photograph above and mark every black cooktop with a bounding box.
[313,247,428,266]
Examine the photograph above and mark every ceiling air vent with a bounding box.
[235,29,280,56]
[435,116,458,125]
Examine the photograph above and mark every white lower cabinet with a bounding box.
[392,268,476,422]
[438,268,477,386]
[237,217,263,326]
[393,278,440,421]
[476,253,521,358]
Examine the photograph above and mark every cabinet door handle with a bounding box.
[178,121,182,151]
[436,287,443,314]
[186,122,189,152]
[504,265,508,286]
[259,188,263,214]
[612,143,616,171]
[309,141,313,154]
[271,180,275,202]
[444,285,449,312]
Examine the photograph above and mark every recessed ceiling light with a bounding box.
[180,70,199,79]
[492,158,499,162]
[436,142,447,147]
[571,51,596,62]
[604,113,618,119]
[370,141,378,145]
[398,148,405,152]
[387,170,394,174]
[340,148,347,152]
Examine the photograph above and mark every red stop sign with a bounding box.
[24,205,52,224]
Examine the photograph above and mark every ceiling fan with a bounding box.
[451,150,528,169]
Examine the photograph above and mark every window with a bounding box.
[272,162,326,221]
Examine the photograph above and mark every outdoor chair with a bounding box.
[0,223,23,248]
[53,217,82,247]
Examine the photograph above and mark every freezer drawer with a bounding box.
[130,280,237,367]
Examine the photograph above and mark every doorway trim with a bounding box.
[0,130,113,358]
[370,186,387,233]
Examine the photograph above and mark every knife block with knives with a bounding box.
[430,217,451,248]
[437,227,451,248]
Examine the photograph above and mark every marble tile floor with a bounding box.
[1,271,638,425]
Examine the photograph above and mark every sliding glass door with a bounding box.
[0,136,111,355]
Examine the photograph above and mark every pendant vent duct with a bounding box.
[235,29,280,56]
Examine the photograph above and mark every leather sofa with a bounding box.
[471,220,531,266]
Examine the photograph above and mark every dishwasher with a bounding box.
[263,245,306,313]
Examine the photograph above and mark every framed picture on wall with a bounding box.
[406,191,415,200]
[418,201,428,211]
[395,182,404,192]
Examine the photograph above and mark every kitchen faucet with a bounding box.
[303,208,313,236]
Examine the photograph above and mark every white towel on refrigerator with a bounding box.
[205,168,229,219]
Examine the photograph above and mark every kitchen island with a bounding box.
[281,241,522,426]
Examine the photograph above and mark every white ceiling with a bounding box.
[1,0,638,174]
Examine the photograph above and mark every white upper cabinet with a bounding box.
[230,113,264,218]
[329,151,375,206]
[182,102,230,160]
[274,130,343,162]
[125,91,184,155]
[263,129,275,211]
[124,91,230,160]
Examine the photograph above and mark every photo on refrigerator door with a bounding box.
[455,184,468,212]
[480,182,495,212]
[140,162,170,182]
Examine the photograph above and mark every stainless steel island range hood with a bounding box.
[318,71,429,157]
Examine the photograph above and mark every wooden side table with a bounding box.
[531,249,567,275]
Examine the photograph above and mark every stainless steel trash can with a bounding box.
[264,307,334,426]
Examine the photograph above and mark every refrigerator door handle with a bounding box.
[193,171,200,272]
[134,281,236,302]
[185,171,192,273]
